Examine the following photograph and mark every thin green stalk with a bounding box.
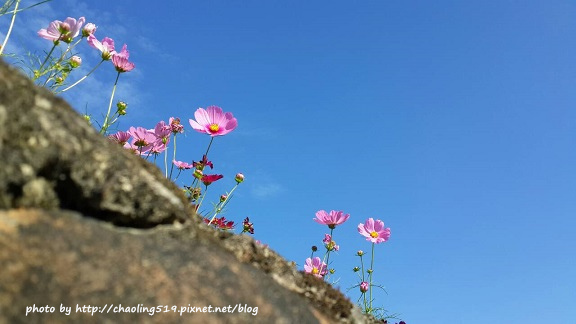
[58,59,104,93]
[168,133,177,179]
[0,0,19,56]
[42,37,85,87]
[2,0,52,15]
[34,41,59,80]
[204,137,214,157]
[207,182,239,225]
[100,72,121,135]
[369,242,376,313]
[164,143,168,177]
[360,254,368,312]
[322,227,335,281]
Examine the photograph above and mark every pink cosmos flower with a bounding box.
[304,257,328,278]
[111,44,135,72]
[189,106,238,137]
[322,234,339,251]
[169,117,184,134]
[313,210,350,229]
[358,218,391,244]
[360,281,369,293]
[173,160,193,170]
[38,17,85,43]
[201,174,224,186]
[108,130,131,145]
[88,35,116,60]
[127,126,155,153]
[152,121,171,148]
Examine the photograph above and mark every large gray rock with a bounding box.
[0,60,372,323]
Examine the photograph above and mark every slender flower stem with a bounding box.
[322,227,335,281]
[0,0,20,56]
[360,254,368,312]
[189,136,215,191]
[58,59,104,93]
[34,42,58,80]
[164,143,168,177]
[57,37,82,62]
[207,182,239,225]
[369,242,376,313]
[204,137,214,157]
[168,134,177,179]
[196,185,210,212]
[100,72,121,135]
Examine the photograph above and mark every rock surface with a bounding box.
[0,60,373,323]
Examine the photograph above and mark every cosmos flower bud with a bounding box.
[357,250,364,256]
[59,22,71,33]
[70,55,82,68]
[194,169,203,179]
[82,23,97,37]
[235,173,244,184]
[220,194,227,202]
[360,281,369,293]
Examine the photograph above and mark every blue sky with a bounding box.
[2,0,576,322]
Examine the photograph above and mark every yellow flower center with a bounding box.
[370,231,379,238]
[209,123,220,132]
[312,267,319,275]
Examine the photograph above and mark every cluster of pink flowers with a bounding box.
[37,16,135,73]
[204,216,234,230]
[107,105,250,235]
[109,122,170,155]
[38,16,88,43]
[88,35,135,72]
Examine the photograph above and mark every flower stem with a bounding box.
[168,134,177,179]
[34,42,58,80]
[359,254,368,312]
[204,137,214,157]
[322,227,335,281]
[207,182,239,225]
[369,242,375,313]
[0,0,20,56]
[100,72,121,135]
[58,59,104,93]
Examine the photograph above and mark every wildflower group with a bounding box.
[306,210,394,318]
[0,5,404,322]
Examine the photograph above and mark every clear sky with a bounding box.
[2,1,576,323]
